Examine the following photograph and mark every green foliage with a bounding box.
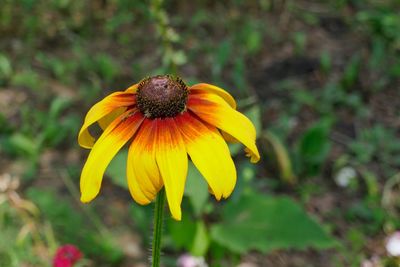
[168,216,210,257]
[349,125,400,175]
[263,131,297,185]
[0,202,48,267]
[106,149,129,189]
[210,191,338,253]
[0,97,78,178]
[1,0,400,265]
[184,163,209,217]
[27,189,123,264]
[296,119,333,177]
[0,54,12,85]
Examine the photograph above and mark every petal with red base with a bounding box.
[96,85,138,130]
[155,118,188,220]
[80,110,144,203]
[127,119,163,205]
[176,112,236,200]
[188,93,260,163]
[189,83,236,109]
[78,92,137,148]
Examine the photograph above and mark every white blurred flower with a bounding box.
[386,232,400,256]
[360,256,382,267]
[335,166,357,187]
[177,254,208,267]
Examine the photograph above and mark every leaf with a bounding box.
[341,54,361,89]
[0,53,12,83]
[263,130,297,185]
[27,189,123,264]
[212,40,232,78]
[106,149,128,189]
[129,203,154,245]
[95,54,119,82]
[168,216,210,257]
[320,51,332,74]
[243,103,262,134]
[210,192,338,253]
[191,221,210,256]
[6,133,39,157]
[184,162,209,216]
[168,213,196,250]
[297,119,332,176]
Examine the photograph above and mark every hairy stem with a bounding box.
[152,188,166,267]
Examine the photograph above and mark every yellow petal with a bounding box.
[188,93,260,163]
[80,110,144,203]
[190,83,236,109]
[78,92,136,148]
[125,83,139,93]
[127,119,163,205]
[176,113,236,200]
[97,84,139,130]
[155,118,188,220]
[221,131,239,143]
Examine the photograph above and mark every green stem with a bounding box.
[152,188,165,267]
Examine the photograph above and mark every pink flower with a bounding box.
[53,244,83,267]
[177,254,208,267]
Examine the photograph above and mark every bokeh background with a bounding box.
[1,0,400,266]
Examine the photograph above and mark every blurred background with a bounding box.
[1,0,400,266]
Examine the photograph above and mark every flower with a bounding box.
[78,75,260,220]
[177,254,208,267]
[334,166,357,187]
[386,231,400,257]
[53,244,83,267]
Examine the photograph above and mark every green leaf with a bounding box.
[320,51,332,74]
[0,53,12,83]
[244,104,262,134]
[11,70,41,91]
[129,203,153,244]
[210,192,338,253]
[212,40,232,78]
[168,213,196,250]
[184,162,209,216]
[6,133,39,157]
[263,130,297,185]
[342,54,361,89]
[168,217,210,257]
[297,119,332,176]
[191,221,210,256]
[106,149,128,189]
[171,50,187,66]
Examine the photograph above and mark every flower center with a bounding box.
[136,75,188,119]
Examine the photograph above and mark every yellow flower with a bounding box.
[78,75,260,220]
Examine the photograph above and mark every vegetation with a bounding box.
[0,0,399,266]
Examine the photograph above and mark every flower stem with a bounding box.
[152,188,165,267]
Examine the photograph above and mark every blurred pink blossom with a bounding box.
[53,244,83,267]
[177,254,208,267]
